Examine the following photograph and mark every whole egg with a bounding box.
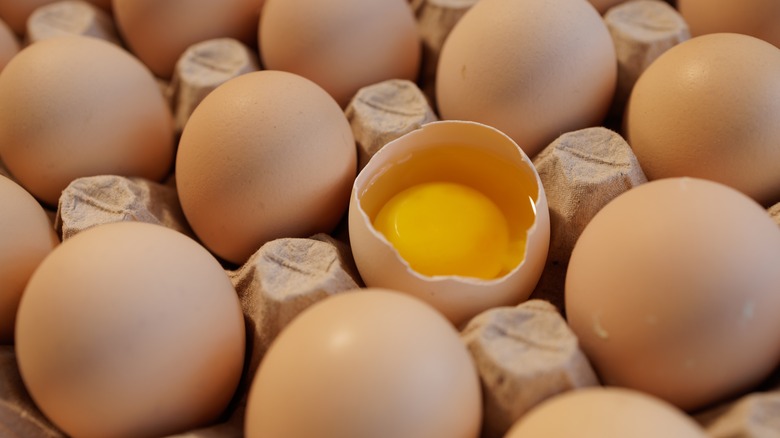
[436,0,616,157]
[566,177,780,411]
[0,35,174,207]
[678,0,780,47]
[113,0,264,78]
[0,175,58,343]
[176,70,356,265]
[625,33,780,205]
[259,0,420,107]
[505,387,707,437]
[245,289,482,438]
[15,221,245,437]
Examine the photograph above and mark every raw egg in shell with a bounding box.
[348,121,550,327]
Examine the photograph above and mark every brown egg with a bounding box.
[436,0,616,157]
[245,289,482,438]
[588,0,630,14]
[113,0,264,78]
[566,178,780,411]
[176,70,356,265]
[625,33,780,206]
[0,17,18,71]
[15,221,245,438]
[505,387,707,437]
[0,35,173,207]
[259,0,421,107]
[678,0,780,47]
[0,175,58,344]
[0,0,111,35]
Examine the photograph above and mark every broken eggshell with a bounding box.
[348,121,550,327]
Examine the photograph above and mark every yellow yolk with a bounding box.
[372,182,510,279]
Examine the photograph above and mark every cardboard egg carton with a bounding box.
[1,0,779,437]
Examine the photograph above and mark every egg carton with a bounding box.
[2,0,780,437]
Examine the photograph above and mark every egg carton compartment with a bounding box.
[1,0,780,437]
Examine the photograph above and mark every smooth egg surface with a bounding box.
[176,70,356,264]
[245,289,482,438]
[504,387,708,437]
[260,0,420,106]
[436,0,616,157]
[566,178,780,411]
[113,0,263,78]
[0,35,174,206]
[678,0,780,47]
[15,221,245,438]
[625,33,780,206]
[0,175,58,343]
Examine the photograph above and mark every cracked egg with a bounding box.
[348,121,550,327]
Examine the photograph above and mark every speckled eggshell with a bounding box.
[678,0,780,47]
[625,33,780,205]
[245,289,482,438]
[0,35,174,207]
[0,175,57,344]
[259,0,420,107]
[113,0,264,78]
[505,387,708,437]
[176,70,356,265]
[0,0,111,35]
[436,0,616,157]
[566,178,780,412]
[15,221,245,438]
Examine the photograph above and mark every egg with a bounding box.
[348,121,549,327]
[259,0,421,107]
[565,178,780,411]
[0,175,58,344]
[0,17,18,71]
[436,0,617,157]
[504,387,708,437]
[625,33,780,206]
[0,35,174,207]
[15,221,245,438]
[588,0,630,14]
[244,289,482,438]
[678,0,780,47]
[0,0,111,35]
[176,70,356,265]
[113,0,264,78]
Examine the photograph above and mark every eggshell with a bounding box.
[0,0,111,35]
[113,0,264,78]
[176,70,356,265]
[0,17,18,71]
[15,221,245,438]
[566,178,780,411]
[0,35,174,207]
[588,0,630,14]
[245,289,482,438]
[504,387,708,437]
[259,0,421,106]
[0,175,57,344]
[625,33,780,205]
[436,0,616,157]
[678,0,780,47]
[348,121,550,327]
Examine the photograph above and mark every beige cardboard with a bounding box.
[462,299,599,438]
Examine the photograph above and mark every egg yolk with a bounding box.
[373,182,510,279]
